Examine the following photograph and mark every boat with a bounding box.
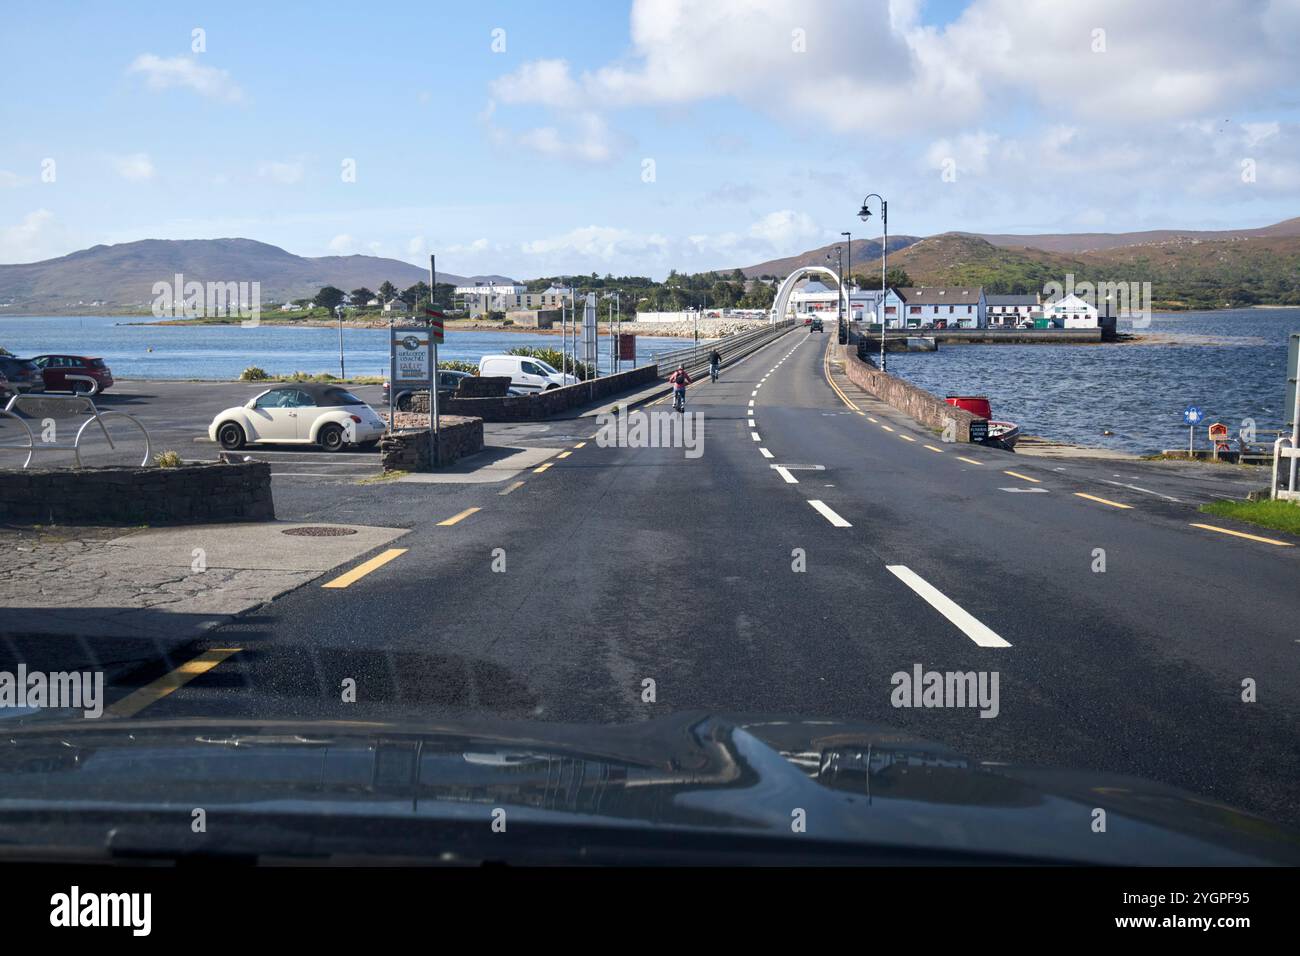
[945,395,1021,449]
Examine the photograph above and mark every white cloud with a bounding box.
[327,234,354,253]
[0,209,70,264]
[0,170,24,189]
[748,209,819,245]
[127,54,244,103]
[522,226,669,260]
[486,107,625,164]
[112,153,155,182]
[258,160,304,184]
[491,0,1300,137]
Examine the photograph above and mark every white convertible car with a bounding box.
[209,383,387,452]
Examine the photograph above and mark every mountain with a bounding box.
[735,236,923,279]
[0,238,515,313]
[734,217,1300,308]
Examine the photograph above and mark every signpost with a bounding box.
[618,333,636,368]
[1207,421,1230,460]
[1183,404,1204,456]
[427,255,440,462]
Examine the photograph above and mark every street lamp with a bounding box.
[841,230,852,322]
[858,194,888,371]
[826,246,843,326]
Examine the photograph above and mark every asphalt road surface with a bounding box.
[10,334,1300,827]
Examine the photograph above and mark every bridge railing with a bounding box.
[650,319,797,378]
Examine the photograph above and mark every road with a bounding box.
[7,331,1299,828]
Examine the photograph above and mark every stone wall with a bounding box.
[0,460,274,525]
[410,365,659,422]
[379,415,484,471]
[837,344,982,442]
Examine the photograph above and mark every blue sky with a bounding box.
[2,0,1298,279]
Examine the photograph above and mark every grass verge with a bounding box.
[1198,499,1300,536]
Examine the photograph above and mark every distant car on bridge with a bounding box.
[809,317,824,332]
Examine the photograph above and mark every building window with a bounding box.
[909,306,921,314]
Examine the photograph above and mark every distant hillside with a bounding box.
[736,236,923,279]
[889,233,1300,308]
[966,216,1300,254]
[733,217,1300,309]
[0,238,514,314]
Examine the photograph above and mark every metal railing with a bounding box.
[651,319,797,377]
[0,393,150,469]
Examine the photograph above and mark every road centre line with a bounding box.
[574,441,586,448]
[752,432,761,441]
[322,548,409,589]
[775,466,799,484]
[556,451,572,459]
[499,480,525,495]
[924,445,945,453]
[886,565,1012,648]
[759,448,774,458]
[438,507,481,526]
[807,499,852,527]
[956,456,982,465]
[899,434,917,442]
[1003,470,1040,483]
[1073,492,1133,510]
[1099,478,1180,502]
[1189,523,1293,547]
[104,647,243,719]
[533,462,552,473]
[881,425,895,432]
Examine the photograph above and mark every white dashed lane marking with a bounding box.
[886,565,1012,648]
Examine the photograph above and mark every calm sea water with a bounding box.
[0,315,692,380]
[884,309,1300,454]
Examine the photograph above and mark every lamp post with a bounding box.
[826,246,843,326]
[841,230,852,322]
[858,194,888,371]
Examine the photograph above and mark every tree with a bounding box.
[313,286,345,311]
[884,267,913,289]
[401,281,429,306]
[378,280,398,302]
[349,287,375,307]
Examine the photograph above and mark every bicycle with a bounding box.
[709,363,719,383]
[672,388,687,413]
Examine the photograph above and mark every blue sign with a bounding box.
[1183,405,1204,425]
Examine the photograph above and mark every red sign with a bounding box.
[617,333,636,360]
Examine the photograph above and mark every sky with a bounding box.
[1,0,1298,279]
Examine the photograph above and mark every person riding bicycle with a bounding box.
[708,349,721,381]
[668,364,692,410]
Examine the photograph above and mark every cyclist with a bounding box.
[708,349,721,382]
[668,364,692,412]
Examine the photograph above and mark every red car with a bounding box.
[29,354,114,395]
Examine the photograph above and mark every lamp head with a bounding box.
[858,203,872,222]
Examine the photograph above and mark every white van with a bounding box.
[478,354,578,392]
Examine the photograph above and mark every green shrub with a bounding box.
[153,450,183,468]
[506,346,595,381]
[438,360,479,374]
[240,366,269,381]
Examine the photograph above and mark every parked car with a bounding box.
[382,370,527,409]
[208,384,386,452]
[28,354,114,395]
[478,354,578,392]
[809,318,824,332]
[0,356,47,398]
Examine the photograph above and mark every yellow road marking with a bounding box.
[1074,492,1132,510]
[438,507,481,526]
[1003,470,1040,483]
[105,647,242,719]
[821,344,860,411]
[1189,523,1293,547]
[534,462,553,473]
[855,410,865,416]
[881,425,895,432]
[322,548,408,588]
[899,434,917,442]
[499,480,525,496]
[573,442,587,448]
[924,444,944,453]
[868,417,879,423]
[956,456,982,465]
[556,451,572,459]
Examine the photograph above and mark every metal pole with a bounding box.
[387,315,394,430]
[843,231,852,321]
[337,306,345,378]
[429,254,438,464]
[880,200,888,372]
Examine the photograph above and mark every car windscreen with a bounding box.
[319,388,365,406]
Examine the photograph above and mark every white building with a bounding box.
[985,294,1042,326]
[1044,292,1098,328]
[455,281,573,316]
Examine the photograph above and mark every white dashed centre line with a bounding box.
[775,466,798,484]
[807,500,851,527]
[886,565,1012,648]
[759,447,774,458]
[751,432,761,441]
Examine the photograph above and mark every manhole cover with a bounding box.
[281,526,358,537]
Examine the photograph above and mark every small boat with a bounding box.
[945,395,1021,449]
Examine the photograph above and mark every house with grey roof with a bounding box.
[882,286,987,328]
